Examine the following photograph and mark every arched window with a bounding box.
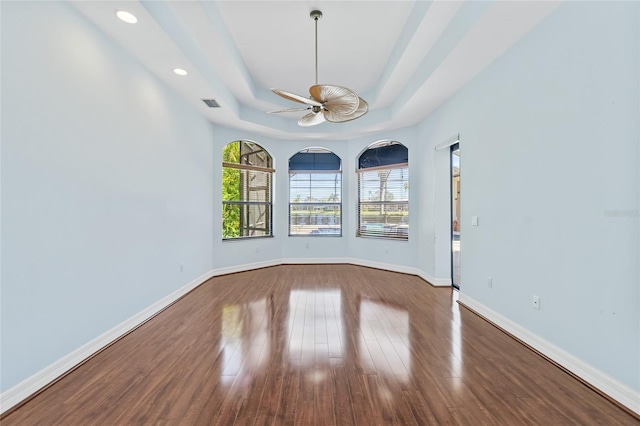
[222,140,273,239]
[289,148,342,236]
[357,141,408,240]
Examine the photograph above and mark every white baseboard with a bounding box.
[281,257,349,265]
[348,259,451,287]
[211,259,281,276]
[0,259,449,415]
[458,293,640,416]
[280,257,451,288]
[344,257,421,276]
[415,269,451,287]
[0,268,216,415]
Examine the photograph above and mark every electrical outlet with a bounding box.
[532,295,540,310]
[487,277,492,288]
[180,263,184,273]
[305,243,310,249]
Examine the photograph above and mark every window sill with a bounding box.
[222,235,274,242]
[356,235,408,241]
[288,234,343,238]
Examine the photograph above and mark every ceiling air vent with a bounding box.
[202,99,221,108]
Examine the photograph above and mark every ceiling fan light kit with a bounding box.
[269,10,368,127]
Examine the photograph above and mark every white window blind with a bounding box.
[289,172,342,236]
[357,165,408,239]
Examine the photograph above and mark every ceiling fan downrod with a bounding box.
[310,10,322,86]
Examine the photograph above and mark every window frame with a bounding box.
[356,142,409,240]
[222,141,274,240]
[288,169,343,237]
[288,147,344,237]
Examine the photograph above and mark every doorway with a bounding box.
[450,143,460,289]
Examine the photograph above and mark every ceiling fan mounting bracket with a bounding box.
[310,10,323,21]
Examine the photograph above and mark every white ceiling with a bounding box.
[71,1,562,141]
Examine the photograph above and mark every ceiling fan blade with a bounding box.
[298,112,326,127]
[309,85,359,115]
[271,89,322,107]
[324,97,369,123]
[267,107,311,114]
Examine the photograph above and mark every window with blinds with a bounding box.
[289,149,342,236]
[222,141,273,239]
[357,141,409,240]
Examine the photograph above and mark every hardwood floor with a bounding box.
[3,265,637,425]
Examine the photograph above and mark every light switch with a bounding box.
[472,216,478,226]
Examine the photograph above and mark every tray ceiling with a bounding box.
[71,1,561,140]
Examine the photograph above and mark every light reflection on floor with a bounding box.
[221,298,270,385]
[358,298,411,382]
[220,289,413,388]
[450,290,463,380]
[286,290,344,366]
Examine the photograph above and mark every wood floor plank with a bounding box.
[252,369,284,426]
[275,372,300,425]
[402,390,440,425]
[331,366,354,426]
[295,370,316,426]
[2,265,637,425]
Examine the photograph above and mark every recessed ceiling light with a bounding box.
[173,68,188,76]
[115,10,137,24]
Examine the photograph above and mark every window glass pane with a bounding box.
[358,142,408,169]
[223,141,240,163]
[244,169,271,202]
[290,204,341,236]
[289,152,340,171]
[222,167,240,202]
[289,173,341,202]
[223,203,271,238]
[223,140,272,168]
[358,202,408,238]
[358,168,408,202]
[223,169,271,202]
[223,203,241,238]
[240,141,272,168]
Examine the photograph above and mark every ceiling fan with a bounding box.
[268,10,368,127]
